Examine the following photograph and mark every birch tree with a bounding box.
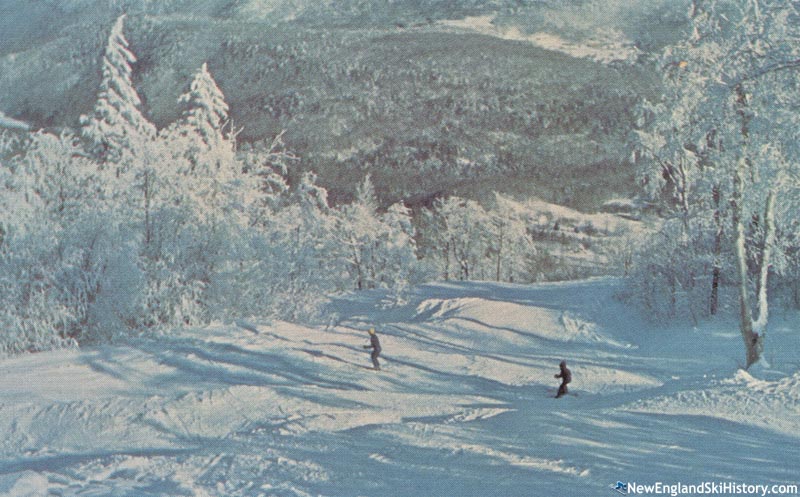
[642,0,800,367]
[486,193,534,282]
[430,196,489,281]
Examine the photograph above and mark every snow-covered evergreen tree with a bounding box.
[164,62,238,189]
[295,170,330,216]
[241,132,293,226]
[80,15,156,165]
[133,63,253,327]
[336,175,381,291]
[334,175,419,292]
[175,62,229,150]
[378,201,419,302]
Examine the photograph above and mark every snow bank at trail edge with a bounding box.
[627,369,800,437]
[0,471,48,497]
[415,297,633,348]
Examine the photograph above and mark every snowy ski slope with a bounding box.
[0,278,797,496]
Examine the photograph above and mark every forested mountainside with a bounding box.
[0,0,688,208]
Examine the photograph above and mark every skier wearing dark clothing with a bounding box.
[363,328,382,370]
[554,360,571,398]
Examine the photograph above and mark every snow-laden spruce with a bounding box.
[80,15,156,165]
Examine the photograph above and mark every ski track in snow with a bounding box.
[0,279,798,495]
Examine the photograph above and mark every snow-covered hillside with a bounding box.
[440,15,640,64]
[0,112,29,131]
[0,279,797,496]
[0,0,662,210]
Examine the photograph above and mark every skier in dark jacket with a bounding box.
[363,328,382,370]
[554,360,571,398]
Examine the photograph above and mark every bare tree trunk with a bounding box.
[753,190,776,333]
[710,184,722,315]
[732,161,759,367]
[732,83,764,369]
[669,271,677,316]
[732,161,774,368]
[452,237,470,281]
[677,158,691,231]
[443,240,450,281]
[495,231,504,282]
[144,168,151,247]
[458,248,470,281]
[348,235,363,290]
[368,241,377,289]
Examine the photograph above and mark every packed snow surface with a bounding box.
[0,278,798,495]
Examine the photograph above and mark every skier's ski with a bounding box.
[549,388,578,398]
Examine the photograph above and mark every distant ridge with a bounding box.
[0,0,689,208]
